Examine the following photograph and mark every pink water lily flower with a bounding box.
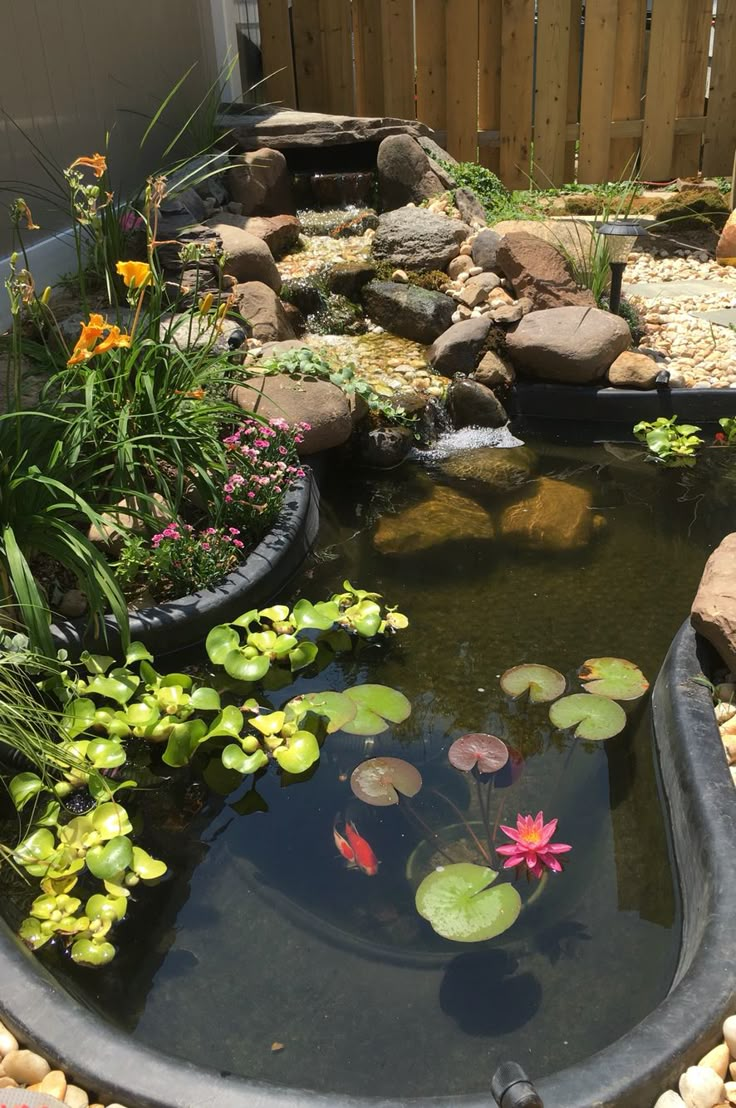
[496,812,572,879]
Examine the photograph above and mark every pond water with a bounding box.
[6,433,734,1099]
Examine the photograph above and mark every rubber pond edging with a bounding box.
[51,472,320,658]
[0,619,735,1107]
[514,380,736,424]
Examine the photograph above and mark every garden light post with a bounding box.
[596,220,648,315]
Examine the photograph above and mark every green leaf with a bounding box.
[131,846,167,881]
[549,693,627,740]
[344,684,411,723]
[62,697,97,739]
[71,938,116,966]
[270,633,299,658]
[231,608,259,629]
[86,835,134,880]
[85,739,126,770]
[160,672,194,690]
[9,772,46,810]
[162,719,208,767]
[292,598,340,631]
[500,665,566,703]
[415,863,522,942]
[92,802,133,839]
[578,657,649,701]
[205,623,240,665]
[87,669,140,705]
[350,757,423,806]
[286,690,356,733]
[223,650,271,682]
[125,641,154,665]
[14,828,56,864]
[80,651,115,675]
[189,686,221,711]
[288,641,318,672]
[19,917,53,950]
[259,604,291,623]
[207,704,244,740]
[274,730,320,774]
[221,744,269,775]
[248,630,278,654]
[86,894,127,921]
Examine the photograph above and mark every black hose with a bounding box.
[0,740,36,774]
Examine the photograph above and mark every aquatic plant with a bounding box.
[500,665,566,703]
[633,416,703,466]
[548,693,627,740]
[496,813,572,878]
[578,656,649,700]
[350,756,422,806]
[415,863,522,943]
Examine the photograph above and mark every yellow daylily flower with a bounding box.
[94,326,132,356]
[69,153,107,178]
[115,260,152,290]
[67,314,131,366]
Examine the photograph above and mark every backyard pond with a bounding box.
[3,432,733,1100]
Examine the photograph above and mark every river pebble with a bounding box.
[0,1022,19,1057]
[679,1065,726,1108]
[2,1049,51,1084]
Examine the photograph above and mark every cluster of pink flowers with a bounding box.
[221,418,308,533]
[145,523,247,598]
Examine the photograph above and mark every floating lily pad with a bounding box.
[449,734,509,774]
[579,657,649,701]
[341,684,411,735]
[500,665,566,703]
[549,693,627,740]
[287,691,356,733]
[415,863,522,942]
[350,757,422,806]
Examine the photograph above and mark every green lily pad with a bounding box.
[448,734,509,774]
[579,657,649,701]
[500,664,566,703]
[415,863,522,942]
[9,772,46,811]
[221,744,269,775]
[350,757,422,806]
[71,938,116,966]
[549,693,627,740]
[274,730,321,774]
[205,624,240,665]
[286,690,356,733]
[86,835,134,880]
[341,684,411,735]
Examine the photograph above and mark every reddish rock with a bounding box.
[204,215,281,289]
[233,282,295,343]
[716,210,736,266]
[240,215,301,258]
[691,533,736,672]
[506,306,630,384]
[496,231,596,310]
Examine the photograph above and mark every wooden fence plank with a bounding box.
[478,0,502,173]
[673,0,712,176]
[703,0,736,176]
[641,0,686,180]
[446,0,479,160]
[380,0,416,119]
[319,0,354,112]
[291,0,326,111]
[608,0,647,179]
[257,0,297,107]
[499,0,534,188]
[564,0,583,182]
[534,0,571,187]
[354,0,385,116]
[416,0,447,131]
[578,0,618,183]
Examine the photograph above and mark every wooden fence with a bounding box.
[255,0,736,187]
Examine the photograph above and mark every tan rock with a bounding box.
[2,1049,51,1085]
[227,148,295,217]
[723,1015,736,1056]
[0,1076,18,1088]
[440,445,536,493]
[475,350,516,389]
[457,272,501,308]
[64,1084,90,1108]
[724,1082,736,1105]
[496,230,597,311]
[700,1044,731,1081]
[691,534,736,673]
[203,216,281,290]
[88,493,169,555]
[680,1065,726,1108]
[373,485,494,555]
[447,255,475,279]
[506,305,631,384]
[653,1093,687,1108]
[608,351,661,390]
[240,215,301,258]
[0,1023,19,1057]
[500,477,601,552]
[232,281,295,344]
[716,211,736,267]
[231,373,352,455]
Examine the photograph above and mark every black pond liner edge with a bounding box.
[514,381,736,426]
[50,471,320,658]
[0,619,734,1107]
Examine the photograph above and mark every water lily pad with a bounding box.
[415,863,522,942]
[500,665,566,703]
[449,734,509,774]
[350,757,422,806]
[287,691,356,733]
[274,730,321,774]
[549,693,627,740]
[341,684,411,735]
[579,657,649,701]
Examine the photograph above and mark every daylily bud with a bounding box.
[40,286,52,305]
[199,292,214,315]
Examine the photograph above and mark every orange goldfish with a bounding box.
[333,817,380,876]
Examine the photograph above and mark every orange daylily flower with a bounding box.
[116,260,152,290]
[67,314,132,366]
[69,153,107,178]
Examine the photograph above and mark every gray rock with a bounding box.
[447,378,507,428]
[325,261,377,299]
[489,301,524,324]
[418,136,457,166]
[228,147,295,216]
[160,186,206,223]
[357,425,413,468]
[454,186,487,227]
[377,134,448,210]
[496,231,596,310]
[447,254,475,279]
[164,314,243,353]
[457,272,501,308]
[471,228,503,271]
[506,306,631,383]
[233,282,295,343]
[362,280,454,343]
[428,318,491,376]
[57,588,88,618]
[204,215,281,290]
[372,207,470,270]
[228,108,433,151]
[166,152,230,206]
[231,373,352,455]
[155,222,221,274]
[475,350,516,388]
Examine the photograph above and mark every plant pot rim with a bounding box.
[51,471,320,658]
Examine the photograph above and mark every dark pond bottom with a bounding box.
[7,434,736,1100]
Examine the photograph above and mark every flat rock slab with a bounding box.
[688,308,736,327]
[500,477,603,552]
[624,279,723,300]
[225,109,433,150]
[231,373,352,455]
[691,532,736,672]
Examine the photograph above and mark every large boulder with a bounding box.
[440,445,535,493]
[471,228,503,271]
[500,478,604,552]
[204,216,281,289]
[377,134,449,210]
[447,378,507,428]
[227,148,295,216]
[231,374,352,455]
[325,261,377,299]
[233,282,295,343]
[716,210,736,266]
[496,230,596,310]
[372,207,470,270]
[362,280,454,343]
[428,318,491,376]
[229,109,433,152]
[608,350,660,389]
[240,215,301,258]
[374,484,494,554]
[691,533,736,671]
[505,306,630,383]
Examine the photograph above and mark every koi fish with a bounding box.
[333,817,380,876]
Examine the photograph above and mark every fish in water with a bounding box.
[333,817,380,876]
